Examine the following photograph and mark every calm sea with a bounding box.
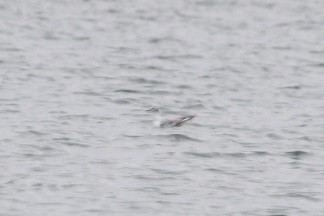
[1,0,324,215]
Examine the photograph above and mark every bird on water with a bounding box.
[146,107,196,128]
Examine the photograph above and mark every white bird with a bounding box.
[146,107,196,128]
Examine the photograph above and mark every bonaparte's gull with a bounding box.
[146,107,196,128]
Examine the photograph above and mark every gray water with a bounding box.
[1,0,324,215]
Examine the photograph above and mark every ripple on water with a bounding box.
[53,137,89,148]
[184,151,221,158]
[150,168,188,175]
[58,114,90,120]
[174,84,192,89]
[181,103,205,110]
[112,98,137,104]
[114,89,142,94]
[142,65,171,72]
[1,109,20,113]
[1,0,324,215]
[147,90,173,95]
[147,37,182,44]
[285,192,321,202]
[273,192,321,202]
[184,151,271,159]
[152,54,202,62]
[27,129,47,136]
[285,151,310,159]
[128,77,166,85]
[281,85,302,90]
[73,91,102,96]
[155,134,203,142]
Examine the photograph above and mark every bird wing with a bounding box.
[160,115,195,128]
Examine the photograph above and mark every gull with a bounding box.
[146,107,196,128]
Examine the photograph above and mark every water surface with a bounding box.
[1,0,324,215]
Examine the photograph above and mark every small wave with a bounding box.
[0,179,15,185]
[153,54,202,61]
[0,109,20,113]
[253,151,270,156]
[156,134,203,142]
[177,54,203,59]
[281,85,302,90]
[148,90,172,95]
[128,77,166,85]
[73,91,102,96]
[123,134,142,138]
[298,136,312,141]
[73,36,90,41]
[21,153,43,158]
[182,103,205,109]
[114,89,141,94]
[153,55,176,61]
[53,137,71,141]
[150,168,188,175]
[267,133,283,140]
[112,98,135,104]
[285,151,309,159]
[117,63,137,70]
[185,151,271,158]
[54,137,89,148]
[142,65,171,72]
[59,114,89,120]
[312,62,324,68]
[60,141,89,148]
[147,37,181,44]
[175,84,192,89]
[28,130,47,136]
[169,133,203,142]
[213,105,226,110]
[285,192,321,202]
[205,168,223,173]
[185,152,221,158]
